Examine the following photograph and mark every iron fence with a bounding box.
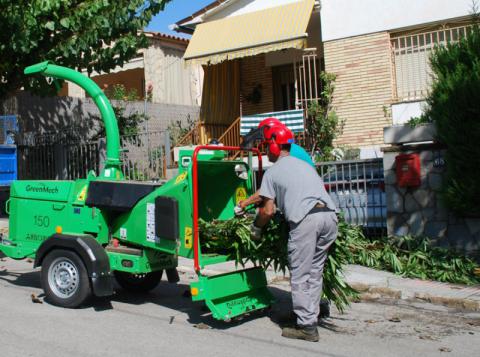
[17,130,170,181]
[17,139,100,180]
[252,158,386,237]
[317,158,386,237]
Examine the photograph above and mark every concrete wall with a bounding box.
[391,101,427,126]
[92,68,145,100]
[324,32,393,148]
[7,92,200,138]
[63,38,203,107]
[321,0,472,41]
[143,37,203,106]
[206,0,302,21]
[383,126,480,256]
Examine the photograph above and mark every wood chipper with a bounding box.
[0,62,273,321]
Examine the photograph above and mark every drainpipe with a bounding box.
[24,61,123,180]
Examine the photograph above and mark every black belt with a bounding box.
[310,203,334,213]
[289,204,335,228]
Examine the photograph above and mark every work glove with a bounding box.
[234,204,245,216]
[250,223,262,241]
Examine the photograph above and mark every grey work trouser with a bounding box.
[288,210,338,327]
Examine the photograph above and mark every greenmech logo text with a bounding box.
[25,184,59,194]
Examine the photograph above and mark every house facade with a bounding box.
[61,32,203,107]
[174,0,322,145]
[175,0,474,157]
[321,0,473,157]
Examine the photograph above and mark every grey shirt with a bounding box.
[259,155,336,224]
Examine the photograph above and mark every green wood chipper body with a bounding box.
[0,62,272,321]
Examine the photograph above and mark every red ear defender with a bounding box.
[268,139,281,158]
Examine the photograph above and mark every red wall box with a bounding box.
[396,153,421,187]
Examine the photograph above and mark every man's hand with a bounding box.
[234,199,252,216]
[250,223,262,241]
[238,200,248,209]
[234,204,245,216]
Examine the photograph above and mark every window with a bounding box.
[391,24,471,102]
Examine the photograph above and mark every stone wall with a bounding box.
[383,142,480,256]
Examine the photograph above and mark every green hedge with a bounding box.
[425,26,480,216]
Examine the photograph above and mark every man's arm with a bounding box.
[254,198,275,228]
[239,190,262,209]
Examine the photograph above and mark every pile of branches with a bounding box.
[347,234,480,285]
[200,214,480,313]
[199,214,358,313]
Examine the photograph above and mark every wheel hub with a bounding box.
[48,258,79,299]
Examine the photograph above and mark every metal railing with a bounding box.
[318,158,386,237]
[17,130,171,181]
[295,48,321,111]
[391,24,471,101]
[17,139,100,180]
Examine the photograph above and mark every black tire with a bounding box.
[41,249,91,308]
[114,271,163,292]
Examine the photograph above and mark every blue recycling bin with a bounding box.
[0,145,17,185]
[0,145,17,216]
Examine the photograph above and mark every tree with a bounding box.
[424,25,480,216]
[306,72,344,162]
[0,0,170,99]
[90,84,148,139]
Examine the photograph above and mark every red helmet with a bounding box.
[268,127,295,158]
[258,117,286,141]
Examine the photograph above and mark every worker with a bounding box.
[248,126,338,342]
[248,117,315,167]
[235,118,315,211]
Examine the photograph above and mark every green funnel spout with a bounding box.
[24,61,123,179]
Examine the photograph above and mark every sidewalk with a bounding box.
[177,257,480,312]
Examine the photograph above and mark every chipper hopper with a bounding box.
[0,62,273,321]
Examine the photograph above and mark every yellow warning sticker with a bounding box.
[235,187,247,205]
[175,172,188,185]
[184,227,193,249]
[77,185,88,202]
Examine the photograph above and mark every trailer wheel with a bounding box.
[41,249,91,308]
[114,271,163,292]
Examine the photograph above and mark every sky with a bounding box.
[146,0,214,37]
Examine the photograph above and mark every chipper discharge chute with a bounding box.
[0,61,273,321]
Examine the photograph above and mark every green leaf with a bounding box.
[59,18,70,28]
[0,0,173,99]
[45,21,55,31]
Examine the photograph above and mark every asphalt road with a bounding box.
[0,257,479,357]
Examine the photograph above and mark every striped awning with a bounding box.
[184,0,315,65]
[240,109,305,136]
